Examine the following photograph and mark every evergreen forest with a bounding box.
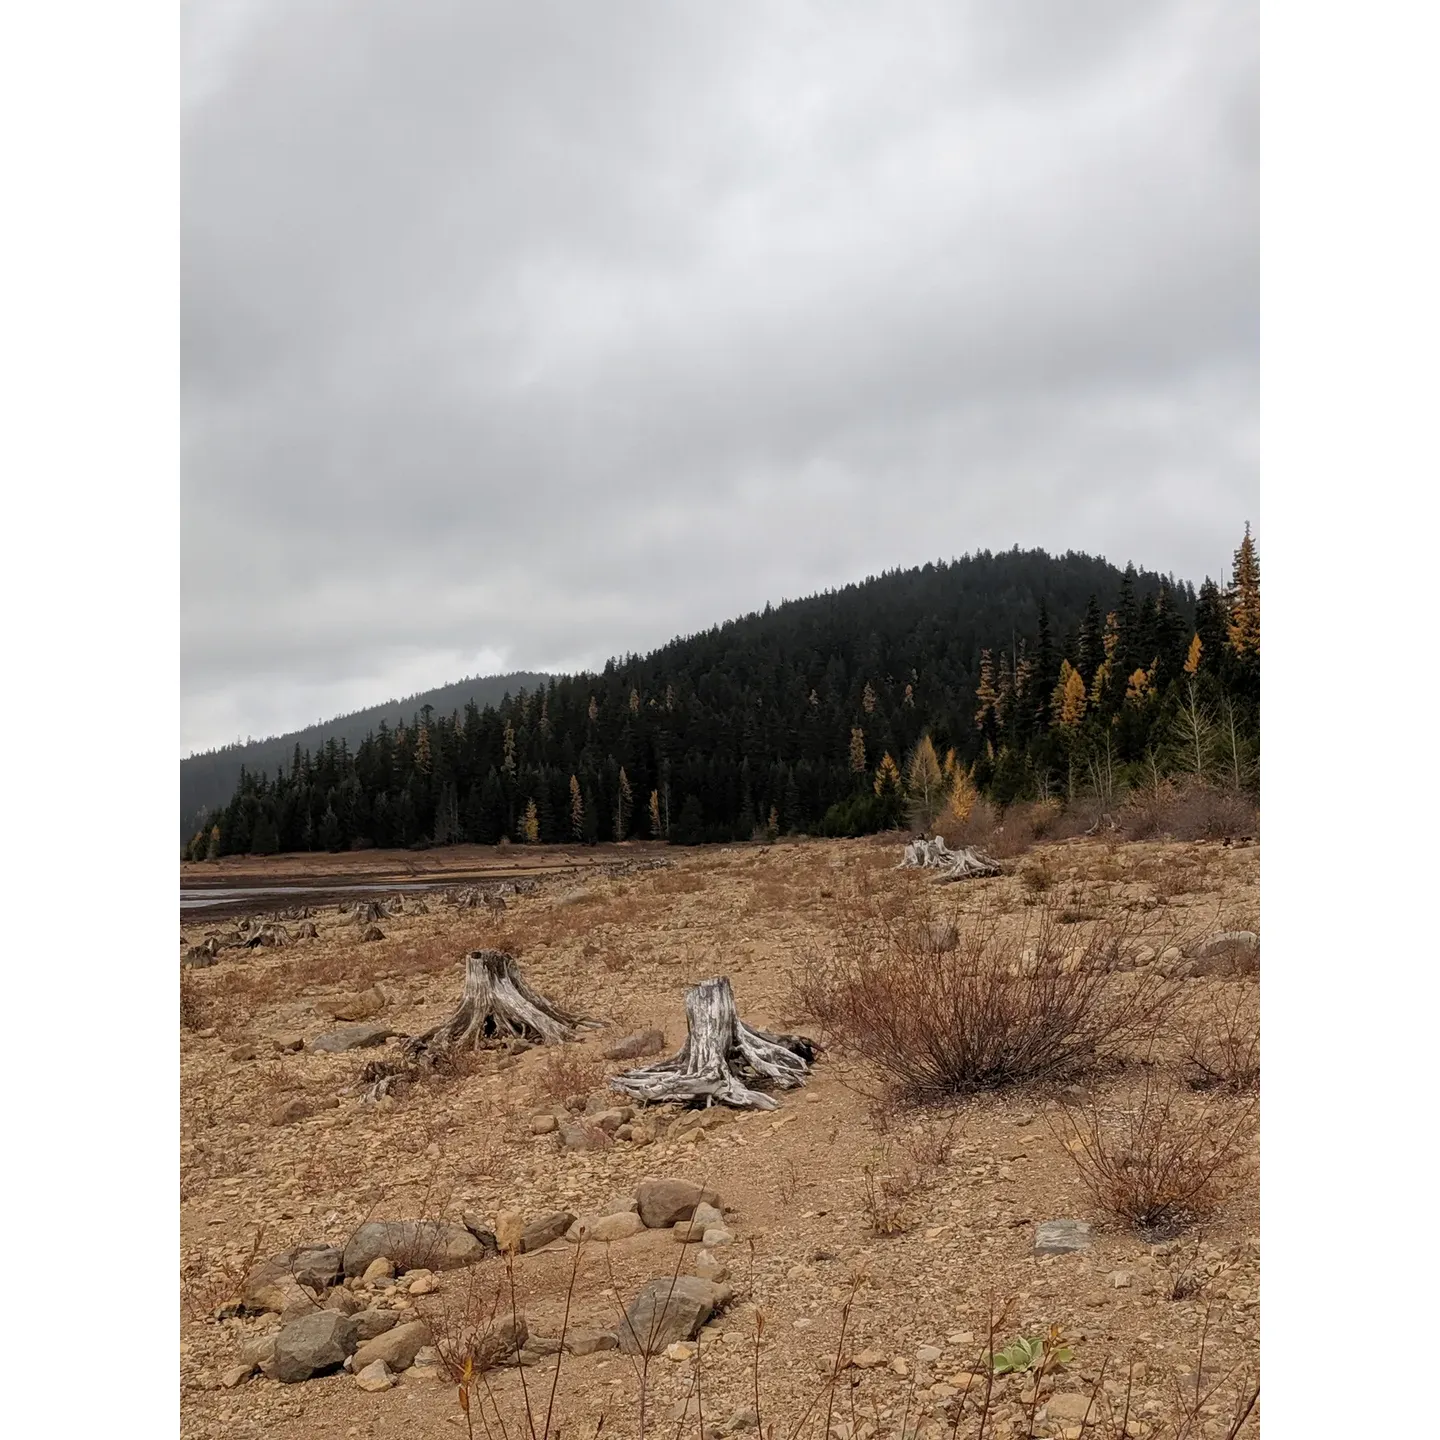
[187,533,1259,859]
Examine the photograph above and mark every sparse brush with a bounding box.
[1051,1072,1256,1233]
[533,1048,606,1108]
[179,970,210,1031]
[795,894,1183,1100]
[1182,987,1260,1093]
[860,1145,924,1237]
[1019,863,1055,896]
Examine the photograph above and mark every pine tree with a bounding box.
[862,681,877,715]
[502,722,517,777]
[1227,524,1260,657]
[415,723,432,774]
[569,775,584,840]
[521,798,540,844]
[1078,596,1104,682]
[432,782,459,845]
[615,767,634,840]
[766,804,779,839]
[648,789,663,838]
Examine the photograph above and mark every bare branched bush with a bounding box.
[1051,1073,1256,1233]
[1182,988,1260,1093]
[860,1145,924,1236]
[795,894,1183,1100]
[533,1048,606,1108]
[1120,782,1258,843]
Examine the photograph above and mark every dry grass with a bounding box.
[795,894,1183,1100]
[1120,782,1258,843]
[179,969,210,1031]
[532,1048,607,1109]
[1051,1072,1257,1233]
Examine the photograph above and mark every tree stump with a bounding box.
[897,835,1001,880]
[404,950,593,1061]
[608,976,814,1111]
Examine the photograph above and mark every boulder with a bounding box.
[604,1029,666,1060]
[520,1211,576,1253]
[560,1118,610,1151]
[564,1329,619,1356]
[343,1221,488,1276]
[470,1312,527,1372]
[273,1310,356,1383]
[460,1214,500,1252]
[567,1211,645,1245]
[323,986,387,1021]
[617,1276,732,1356]
[637,1179,722,1229]
[351,1319,433,1373]
[346,1309,400,1344]
[308,1022,395,1053]
[243,1246,342,1313]
[270,1097,312,1127]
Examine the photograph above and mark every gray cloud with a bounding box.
[183,0,1257,753]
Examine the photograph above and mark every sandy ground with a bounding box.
[179,834,1260,1439]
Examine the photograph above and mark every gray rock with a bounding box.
[617,1276,732,1356]
[469,1312,527,1371]
[243,1246,342,1312]
[565,1329,619,1355]
[355,1359,395,1392]
[324,1287,362,1316]
[351,1320,432,1372]
[530,1114,558,1135]
[1197,930,1259,957]
[273,1310,356,1383]
[520,1211,576,1253]
[604,1029,666,1060]
[1033,1219,1093,1256]
[270,1097,312,1127]
[460,1213,500,1252]
[637,1179,722,1229]
[343,1220,488,1275]
[568,1210,646,1244]
[346,1309,400,1343]
[560,1118,610,1151]
[308,1022,395,1053]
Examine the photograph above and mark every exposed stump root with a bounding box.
[897,835,1001,880]
[609,975,815,1111]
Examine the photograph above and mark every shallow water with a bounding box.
[179,880,452,912]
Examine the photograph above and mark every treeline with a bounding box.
[188,536,1258,859]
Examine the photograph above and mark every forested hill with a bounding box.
[190,539,1261,856]
[181,671,549,837]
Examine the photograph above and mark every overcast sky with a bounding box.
[182,0,1257,756]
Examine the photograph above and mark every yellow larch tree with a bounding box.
[903,735,946,829]
[1051,660,1088,729]
[648,789,662,838]
[873,751,902,799]
[849,726,867,773]
[569,775,584,839]
[1184,633,1203,675]
[1227,523,1260,656]
[520,799,539,844]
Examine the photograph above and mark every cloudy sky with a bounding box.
[182,0,1257,756]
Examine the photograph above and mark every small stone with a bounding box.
[1111,1270,1133,1289]
[407,1270,439,1295]
[666,1340,698,1362]
[220,1363,253,1388]
[363,1257,395,1283]
[916,1346,943,1365]
[347,1309,400,1343]
[1045,1393,1098,1423]
[411,1346,442,1369]
[324,986,387,1022]
[617,1276,731,1355]
[601,1196,640,1216]
[891,1356,911,1377]
[672,1219,707,1244]
[569,1211,645,1245]
[693,1251,730,1282]
[560,1118,611,1151]
[270,1097,312,1126]
[852,1348,886,1369]
[520,1211,576,1253]
[531,1114,558,1135]
[637,1179,723,1229]
[703,1228,734,1246]
[725,1408,759,1433]
[1033,1220,1092,1256]
[229,1043,258,1062]
[325,1288,362,1316]
[273,1310,354,1383]
[355,1359,395,1392]
[495,1210,526,1254]
[271,1034,305,1053]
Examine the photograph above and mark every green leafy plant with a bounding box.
[992,1324,1074,1376]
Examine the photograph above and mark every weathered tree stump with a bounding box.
[897,835,1001,880]
[609,976,814,1111]
[241,922,292,949]
[405,950,593,1061]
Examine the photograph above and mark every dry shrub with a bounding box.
[1052,1073,1256,1233]
[179,970,210,1031]
[533,1048,606,1108]
[1019,861,1056,896]
[1120,782,1258,843]
[796,894,1182,1100]
[1182,988,1260,1093]
[860,1142,926,1236]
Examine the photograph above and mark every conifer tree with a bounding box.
[849,726,867,774]
[569,775,584,839]
[974,650,997,729]
[1184,633,1204,675]
[648,788,663,838]
[1226,524,1260,657]
[615,767,633,840]
[1078,596,1104,682]
[902,735,945,829]
[206,825,220,861]
[1051,660,1087,728]
[521,798,540,844]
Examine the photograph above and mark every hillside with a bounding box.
[187,541,1262,857]
[181,672,549,838]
